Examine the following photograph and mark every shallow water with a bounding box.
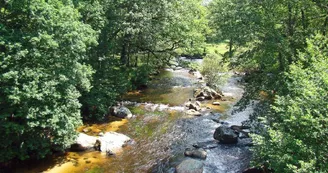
[12,66,253,173]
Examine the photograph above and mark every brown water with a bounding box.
[12,68,252,173]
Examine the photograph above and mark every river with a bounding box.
[12,60,253,173]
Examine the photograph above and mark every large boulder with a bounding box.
[213,126,238,144]
[70,133,98,151]
[184,148,207,160]
[110,106,133,119]
[176,159,203,173]
[99,132,131,153]
[70,132,131,154]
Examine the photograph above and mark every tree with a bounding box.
[252,34,328,172]
[78,0,209,120]
[0,0,97,161]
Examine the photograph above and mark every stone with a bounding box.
[184,148,207,160]
[189,103,200,111]
[94,139,101,151]
[239,131,250,139]
[196,96,205,101]
[70,133,98,151]
[192,141,218,149]
[109,106,133,119]
[194,86,223,100]
[70,132,131,154]
[230,125,243,132]
[98,132,104,136]
[185,109,202,116]
[82,128,90,133]
[213,126,238,144]
[176,159,203,173]
[211,118,220,123]
[212,102,220,105]
[99,132,131,153]
[106,150,115,156]
[185,101,201,111]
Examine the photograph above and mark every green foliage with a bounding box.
[0,0,97,162]
[209,0,328,171]
[251,34,328,172]
[79,58,131,121]
[200,53,230,90]
[130,64,151,89]
[0,0,210,164]
[209,0,327,71]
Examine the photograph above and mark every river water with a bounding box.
[12,62,253,173]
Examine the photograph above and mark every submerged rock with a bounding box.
[109,106,133,119]
[192,141,218,149]
[213,126,238,144]
[176,159,203,173]
[184,148,207,160]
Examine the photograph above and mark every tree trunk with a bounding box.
[323,16,328,36]
[147,52,150,65]
[229,38,233,58]
[287,3,295,64]
[278,52,284,71]
[135,56,138,67]
[301,9,307,30]
[121,41,127,65]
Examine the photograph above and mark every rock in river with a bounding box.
[213,126,238,144]
[185,109,202,116]
[185,100,201,111]
[71,133,98,151]
[99,132,132,153]
[184,148,207,160]
[194,86,222,100]
[176,159,203,173]
[71,132,131,154]
[109,105,133,119]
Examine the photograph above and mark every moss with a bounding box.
[86,166,104,173]
[128,106,147,115]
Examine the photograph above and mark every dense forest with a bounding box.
[209,0,328,172]
[1,0,328,172]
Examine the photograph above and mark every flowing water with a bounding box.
[11,63,253,173]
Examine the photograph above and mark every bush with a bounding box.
[200,54,230,90]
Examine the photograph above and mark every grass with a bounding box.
[204,41,229,55]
